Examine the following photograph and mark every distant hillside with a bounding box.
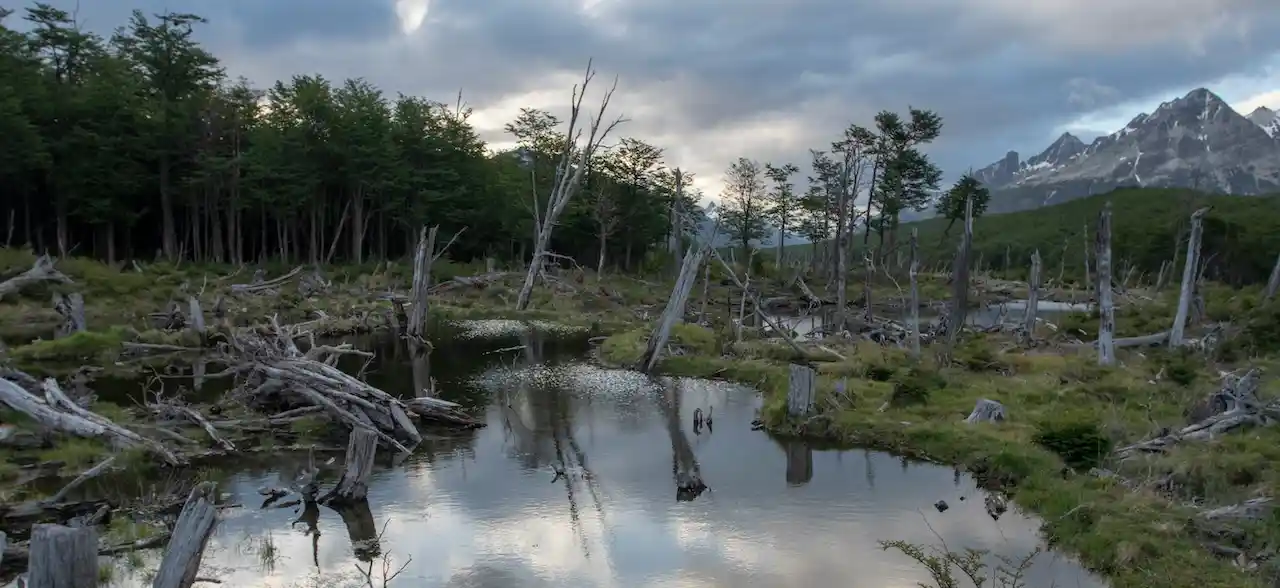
[784,187,1280,286]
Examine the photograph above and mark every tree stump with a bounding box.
[786,363,816,418]
[965,399,1006,424]
[186,296,205,340]
[152,482,218,588]
[52,292,87,338]
[26,524,98,588]
[322,429,377,504]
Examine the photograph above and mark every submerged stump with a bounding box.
[26,524,97,588]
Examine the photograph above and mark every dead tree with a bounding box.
[1265,250,1280,301]
[152,482,218,588]
[52,292,86,338]
[1115,369,1267,459]
[1023,249,1042,342]
[1170,207,1210,346]
[516,60,625,310]
[407,226,438,340]
[735,248,756,343]
[1096,202,1116,365]
[947,196,975,345]
[638,242,708,373]
[786,363,816,417]
[0,254,71,301]
[186,296,205,340]
[668,168,684,275]
[26,524,97,588]
[321,429,377,504]
[907,228,921,358]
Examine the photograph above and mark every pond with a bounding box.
[85,321,1104,587]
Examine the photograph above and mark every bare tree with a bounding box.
[515,60,625,310]
[588,168,620,275]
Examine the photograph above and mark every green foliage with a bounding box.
[879,539,1039,588]
[890,366,945,407]
[936,173,990,234]
[1032,420,1113,471]
[720,157,770,253]
[1217,299,1280,360]
[0,5,683,269]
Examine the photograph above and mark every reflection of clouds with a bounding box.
[113,363,1105,588]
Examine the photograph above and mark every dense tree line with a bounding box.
[0,4,698,269]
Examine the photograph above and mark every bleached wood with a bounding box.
[321,429,377,504]
[786,363,816,417]
[52,292,86,337]
[407,225,437,339]
[1096,202,1115,365]
[1170,207,1209,346]
[1024,250,1042,341]
[1265,250,1280,301]
[152,482,218,588]
[908,228,921,358]
[186,296,205,337]
[965,399,1006,424]
[639,244,707,372]
[0,254,71,301]
[27,524,97,588]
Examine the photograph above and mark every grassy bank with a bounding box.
[600,287,1280,588]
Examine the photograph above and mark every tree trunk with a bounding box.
[786,363,816,417]
[639,245,707,372]
[1170,207,1210,346]
[1096,202,1115,365]
[408,226,438,339]
[1264,250,1280,301]
[907,228,920,358]
[26,524,97,588]
[597,231,607,275]
[669,170,683,276]
[947,196,974,345]
[351,185,365,264]
[152,482,218,588]
[321,429,377,504]
[1024,250,1041,340]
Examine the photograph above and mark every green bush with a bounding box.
[890,366,945,407]
[1032,420,1112,471]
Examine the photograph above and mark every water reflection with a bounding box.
[98,326,1104,588]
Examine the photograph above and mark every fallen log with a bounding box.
[44,457,116,505]
[0,375,181,465]
[0,254,71,301]
[402,396,484,428]
[152,482,219,588]
[1116,369,1270,459]
[230,265,303,295]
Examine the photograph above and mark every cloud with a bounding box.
[27,0,1280,201]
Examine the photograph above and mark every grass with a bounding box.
[598,294,1280,588]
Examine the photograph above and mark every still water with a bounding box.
[100,321,1105,587]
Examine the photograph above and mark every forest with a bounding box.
[0,3,969,275]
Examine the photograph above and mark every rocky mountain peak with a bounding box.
[970,86,1280,213]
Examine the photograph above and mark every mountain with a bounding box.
[1247,106,1280,138]
[974,88,1280,213]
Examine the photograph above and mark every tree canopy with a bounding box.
[0,3,694,269]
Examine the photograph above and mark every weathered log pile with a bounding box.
[219,319,480,452]
[1115,368,1271,459]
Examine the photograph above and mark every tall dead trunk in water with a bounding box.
[1096,202,1115,365]
[1170,207,1210,347]
[947,196,974,346]
[907,228,920,358]
[516,61,624,310]
[407,226,438,340]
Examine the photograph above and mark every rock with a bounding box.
[934,500,949,512]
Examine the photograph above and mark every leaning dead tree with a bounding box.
[1096,202,1115,365]
[151,482,218,588]
[0,254,71,301]
[1170,207,1210,347]
[515,60,625,310]
[638,215,718,372]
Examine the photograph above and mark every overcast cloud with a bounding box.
[27,0,1280,200]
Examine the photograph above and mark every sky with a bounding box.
[22,0,1280,204]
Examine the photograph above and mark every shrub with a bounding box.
[1032,420,1112,471]
[890,367,945,407]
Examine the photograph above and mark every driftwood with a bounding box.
[222,321,424,451]
[1096,202,1115,365]
[1170,207,1209,346]
[965,399,1006,424]
[0,375,181,465]
[321,429,377,504]
[44,457,116,505]
[155,404,234,451]
[1116,369,1268,459]
[0,254,71,301]
[52,292,86,338]
[428,271,509,294]
[402,396,483,428]
[152,482,218,588]
[26,524,98,588]
[786,363,816,417]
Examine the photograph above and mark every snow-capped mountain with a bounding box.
[975,88,1280,213]
[1247,106,1280,138]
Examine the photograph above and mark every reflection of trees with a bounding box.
[784,439,813,486]
[291,499,321,568]
[658,379,706,500]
